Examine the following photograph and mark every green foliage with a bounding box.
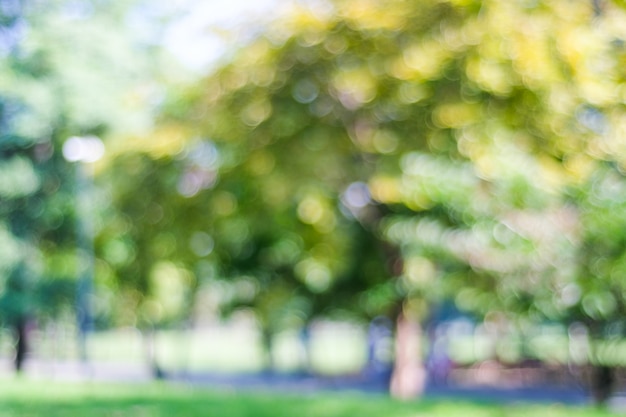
[153,0,624,331]
[0,0,162,336]
[76,0,626,368]
[564,163,626,332]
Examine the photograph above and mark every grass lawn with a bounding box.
[0,378,620,417]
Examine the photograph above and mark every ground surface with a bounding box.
[6,357,602,405]
[0,378,621,417]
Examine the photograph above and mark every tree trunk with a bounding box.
[261,327,275,372]
[586,322,615,406]
[143,328,165,379]
[389,310,426,400]
[590,364,614,406]
[298,325,312,374]
[14,317,28,372]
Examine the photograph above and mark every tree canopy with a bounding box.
[128,0,626,398]
[153,0,626,326]
[4,0,626,402]
[0,0,164,367]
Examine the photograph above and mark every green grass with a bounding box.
[0,378,619,417]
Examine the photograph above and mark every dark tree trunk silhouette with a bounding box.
[14,317,28,372]
[143,327,165,379]
[590,365,614,406]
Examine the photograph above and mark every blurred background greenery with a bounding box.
[1,0,626,407]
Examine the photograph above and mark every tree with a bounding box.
[149,0,625,401]
[556,162,626,403]
[0,0,161,369]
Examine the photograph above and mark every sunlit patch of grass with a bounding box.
[0,378,619,417]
